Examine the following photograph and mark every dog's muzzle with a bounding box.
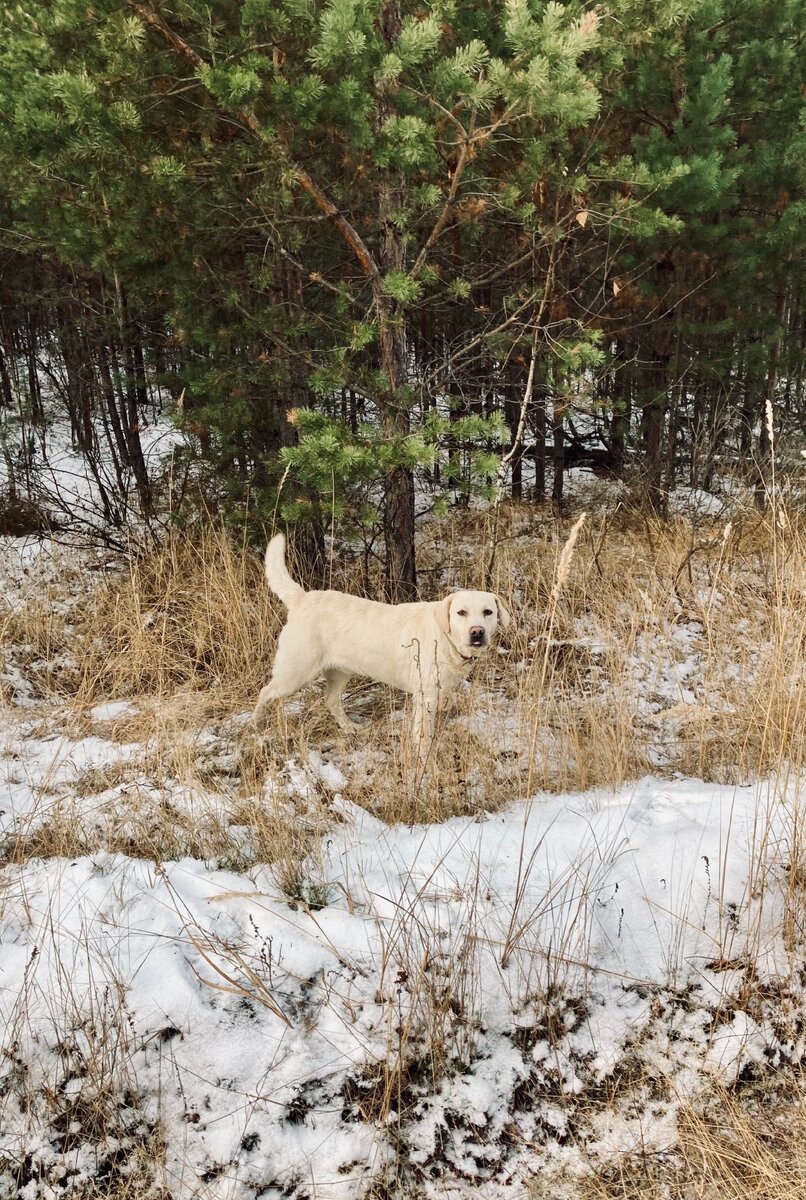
[469,626,486,648]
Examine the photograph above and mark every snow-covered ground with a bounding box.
[2,690,804,1197]
[2,451,805,1195]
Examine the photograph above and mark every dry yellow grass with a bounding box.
[73,525,279,705]
[559,1081,806,1200]
[4,500,804,828]
[0,492,803,881]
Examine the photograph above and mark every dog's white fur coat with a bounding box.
[253,535,510,757]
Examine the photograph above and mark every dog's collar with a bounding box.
[448,640,477,665]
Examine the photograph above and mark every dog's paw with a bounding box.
[236,724,269,772]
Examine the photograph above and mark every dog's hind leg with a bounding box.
[324,669,354,731]
[252,633,320,729]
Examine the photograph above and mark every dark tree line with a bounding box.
[0,1,804,590]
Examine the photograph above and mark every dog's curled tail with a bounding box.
[264,534,305,608]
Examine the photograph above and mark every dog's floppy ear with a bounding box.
[435,594,453,635]
[494,594,511,631]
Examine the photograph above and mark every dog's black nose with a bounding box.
[469,626,485,646]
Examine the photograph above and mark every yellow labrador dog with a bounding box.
[253,535,510,760]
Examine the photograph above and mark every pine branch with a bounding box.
[127,1,384,295]
[411,133,473,276]
[485,248,556,585]
[407,90,521,277]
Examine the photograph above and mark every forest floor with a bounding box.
[2,472,806,1199]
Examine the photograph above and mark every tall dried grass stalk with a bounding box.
[550,511,587,604]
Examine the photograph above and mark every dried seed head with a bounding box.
[551,513,587,602]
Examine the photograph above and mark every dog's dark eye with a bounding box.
[457,609,468,617]
[483,609,493,617]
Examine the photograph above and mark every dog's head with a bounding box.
[435,590,511,656]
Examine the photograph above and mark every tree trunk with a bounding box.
[552,396,564,506]
[642,367,667,514]
[754,283,787,509]
[505,367,524,500]
[701,379,724,493]
[610,341,632,475]
[97,342,129,495]
[123,342,153,516]
[640,256,677,513]
[278,254,325,586]
[737,347,754,468]
[663,318,684,499]
[690,376,704,488]
[57,310,92,450]
[0,345,14,409]
[376,0,416,602]
[532,382,546,499]
[446,310,465,496]
[379,305,416,601]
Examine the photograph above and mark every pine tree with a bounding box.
[0,0,803,555]
[116,0,613,593]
